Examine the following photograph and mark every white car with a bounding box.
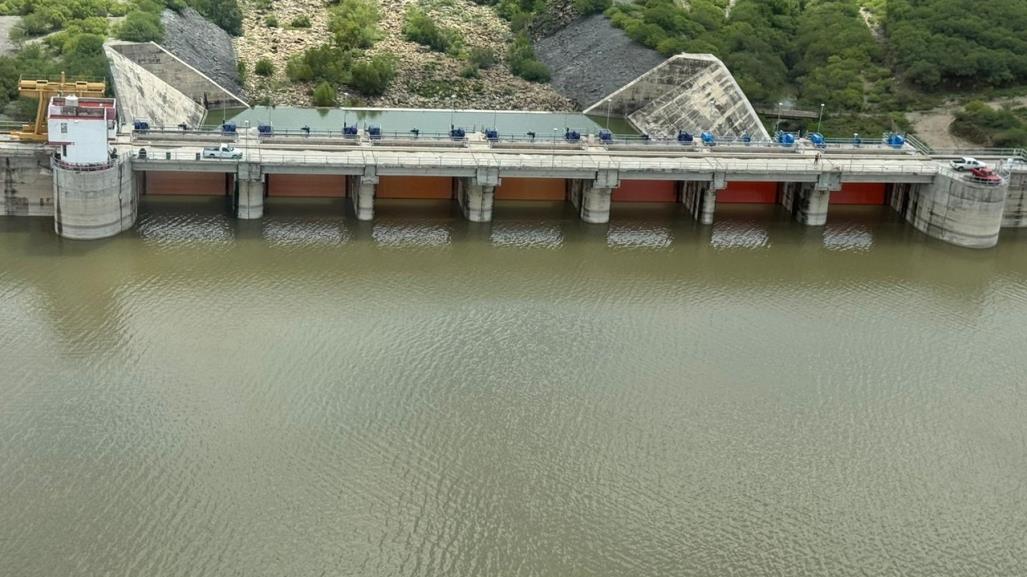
[202,144,243,160]
[950,157,985,171]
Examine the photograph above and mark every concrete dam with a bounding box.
[3,49,1026,249]
[15,127,1026,249]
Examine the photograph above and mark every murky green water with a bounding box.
[1,200,1026,576]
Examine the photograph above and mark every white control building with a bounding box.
[47,95,117,164]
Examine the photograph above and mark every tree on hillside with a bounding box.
[190,0,243,36]
[328,0,380,50]
[117,10,164,42]
[886,0,1027,89]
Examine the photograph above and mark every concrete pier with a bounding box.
[235,163,263,219]
[52,158,137,239]
[569,169,618,224]
[681,181,717,224]
[577,182,613,224]
[456,177,495,222]
[348,170,377,221]
[780,182,830,226]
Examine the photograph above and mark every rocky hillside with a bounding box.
[535,15,665,109]
[162,8,245,98]
[235,0,574,110]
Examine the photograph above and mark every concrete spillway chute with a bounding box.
[584,53,769,141]
[11,73,106,142]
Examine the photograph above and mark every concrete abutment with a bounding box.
[893,172,1008,249]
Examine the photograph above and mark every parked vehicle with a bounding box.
[950,157,985,171]
[202,144,243,159]
[970,166,1002,184]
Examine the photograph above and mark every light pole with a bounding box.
[605,98,612,130]
[817,103,825,134]
[342,91,350,134]
[449,94,456,131]
[552,127,558,167]
[776,101,783,132]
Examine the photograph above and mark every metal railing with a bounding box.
[931,147,1027,159]
[53,158,115,171]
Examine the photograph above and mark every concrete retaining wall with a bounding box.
[1,150,55,217]
[53,159,137,240]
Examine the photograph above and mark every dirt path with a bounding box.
[859,7,883,42]
[907,107,974,150]
[909,95,1027,150]
[0,16,20,55]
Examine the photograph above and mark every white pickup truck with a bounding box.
[202,144,243,159]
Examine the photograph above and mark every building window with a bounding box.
[60,123,68,134]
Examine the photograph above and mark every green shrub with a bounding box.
[190,0,243,36]
[312,81,337,106]
[237,59,247,82]
[108,2,131,17]
[254,58,274,77]
[468,46,496,69]
[265,14,277,27]
[116,10,164,42]
[508,34,549,83]
[403,7,459,53]
[460,64,478,78]
[511,58,549,82]
[289,15,311,28]
[287,44,352,84]
[328,0,379,50]
[572,0,609,16]
[951,101,1027,147]
[349,54,394,96]
[164,0,187,12]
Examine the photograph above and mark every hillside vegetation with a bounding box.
[234,0,572,110]
[602,0,1027,144]
[0,0,243,119]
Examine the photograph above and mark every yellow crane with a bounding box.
[11,73,106,142]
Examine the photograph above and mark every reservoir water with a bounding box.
[1,199,1025,576]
